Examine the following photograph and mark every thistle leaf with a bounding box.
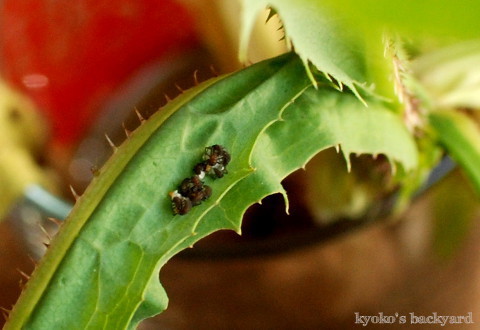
[240,0,366,99]
[5,53,417,329]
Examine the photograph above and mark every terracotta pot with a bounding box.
[140,194,480,329]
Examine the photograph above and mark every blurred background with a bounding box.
[0,0,479,328]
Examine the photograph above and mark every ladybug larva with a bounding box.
[198,144,231,178]
[178,176,212,206]
[169,145,230,215]
[169,191,192,215]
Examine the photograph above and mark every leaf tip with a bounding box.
[279,188,290,215]
[302,59,319,88]
[342,151,352,173]
[266,7,277,23]
[351,85,368,107]
[284,201,290,215]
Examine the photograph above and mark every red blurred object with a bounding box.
[0,0,198,147]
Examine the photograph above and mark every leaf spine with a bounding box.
[104,134,118,152]
[174,83,184,93]
[27,255,38,266]
[16,269,30,280]
[69,185,80,201]
[0,307,11,321]
[209,65,219,77]
[122,122,132,138]
[47,217,63,226]
[134,108,146,124]
[38,224,52,242]
[193,70,200,85]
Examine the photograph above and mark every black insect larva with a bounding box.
[170,192,192,215]
[200,145,231,178]
[202,185,212,200]
[203,145,230,166]
[178,176,211,206]
[212,166,226,178]
[189,185,211,206]
[178,176,203,196]
[169,145,230,215]
[193,162,207,176]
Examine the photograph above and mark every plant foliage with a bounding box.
[6,0,480,328]
[5,53,417,329]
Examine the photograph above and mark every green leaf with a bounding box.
[240,0,367,99]
[163,86,419,260]
[5,53,311,330]
[429,111,480,196]
[318,0,480,41]
[413,40,480,109]
[6,53,418,329]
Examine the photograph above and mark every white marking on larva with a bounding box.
[169,190,182,199]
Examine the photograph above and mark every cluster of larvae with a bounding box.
[169,145,230,215]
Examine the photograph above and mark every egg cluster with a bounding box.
[169,145,230,215]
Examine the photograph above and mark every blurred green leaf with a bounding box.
[429,111,480,196]
[413,40,480,109]
[241,0,480,105]
[318,0,480,41]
